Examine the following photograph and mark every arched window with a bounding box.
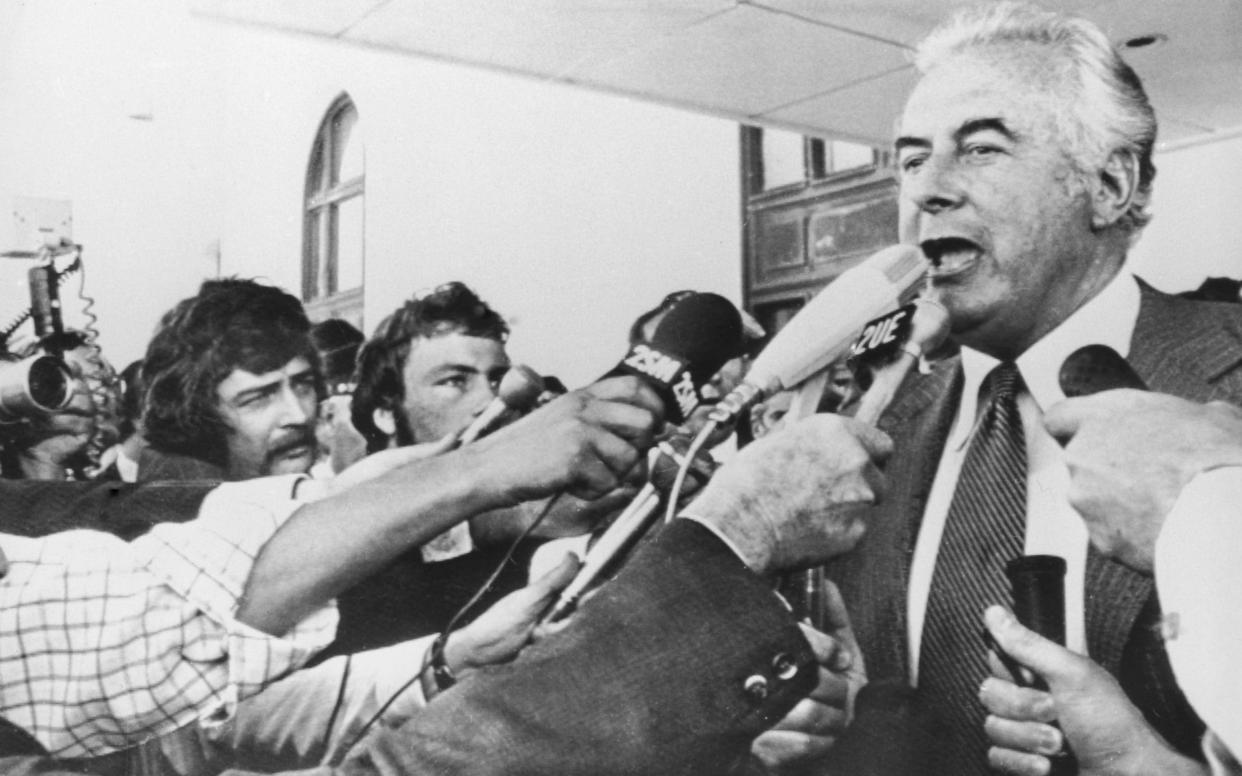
[303,94,364,326]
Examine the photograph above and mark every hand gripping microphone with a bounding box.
[710,245,927,427]
[607,292,743,424]
[780,296,950,629]
[457,364,546,446]
[543,434,717,623]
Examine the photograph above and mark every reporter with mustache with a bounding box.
[137,278,325,483]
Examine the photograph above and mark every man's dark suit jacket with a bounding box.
[2,520,814,776]
[823,280,1242,773]
[0,479,215,540]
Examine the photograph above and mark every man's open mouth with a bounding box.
[921,237,982,276]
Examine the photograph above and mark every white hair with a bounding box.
[914,2,1157,233]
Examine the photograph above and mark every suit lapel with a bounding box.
[832,357,962,682]
[1086,280,1242,672]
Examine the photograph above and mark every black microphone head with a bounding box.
[1005,555,1067,646]
[611,292,743,423]
[1058,344,1148,397]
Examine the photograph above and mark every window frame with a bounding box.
[302,94,364,325]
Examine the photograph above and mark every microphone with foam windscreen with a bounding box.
[1059,344,1148,397]
[710,245,927,427]
[457,364,546,446]
[778,296,950,629]
[607,292,743,424]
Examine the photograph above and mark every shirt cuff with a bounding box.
[1156,466,1242,761]
[678,513,755,570]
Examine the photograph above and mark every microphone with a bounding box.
[780,297,949,629]
[608,292,742,424]
[849,298,951,426]
[1058,344,1148,396]
[29,264,64,343]
[1004,555,1076,775]
[1006,555,1067,651]
[543,435,716,623]
[458,364,545,446]
[711,245,927,426]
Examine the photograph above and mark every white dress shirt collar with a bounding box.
[951,269,1141,447]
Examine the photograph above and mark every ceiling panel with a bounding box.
[344,0,733,78]
[191,0,1242,149]
[191,0,386,37]
[579,4,910,118]
[761,65,919,146]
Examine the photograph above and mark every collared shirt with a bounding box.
[907,271,1141,682]
[0,475,339,758]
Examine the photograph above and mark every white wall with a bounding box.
[1131,134,1242,294]
[0,0,226,365]
[0,0,741,386]
[210,27,742,385]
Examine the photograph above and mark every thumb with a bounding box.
[523,553,581,610]
[1042,398,1087,445]
[984,606,1071,683]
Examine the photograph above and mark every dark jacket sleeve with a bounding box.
[342,519,815,776]
[0,479,216,540]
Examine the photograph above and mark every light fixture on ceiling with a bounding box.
[1122,32,1167,50]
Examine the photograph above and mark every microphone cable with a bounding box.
[335,492,563,760]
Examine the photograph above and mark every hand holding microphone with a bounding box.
[1047,345,1242,572]
[709,244,927,428]
[544,435,717,622]
[457,364,546,446]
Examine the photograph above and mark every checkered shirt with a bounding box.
[0,475,338,757]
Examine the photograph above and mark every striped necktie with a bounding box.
[918,361,1027,774]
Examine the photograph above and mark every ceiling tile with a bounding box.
[761,65,918,146]
[344,0,734,79]
[579,4,910,118]
[190,0,387,37]
[754,0,1111,45]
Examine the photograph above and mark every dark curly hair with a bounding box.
[140,278,320,467]
[352,282,507,453]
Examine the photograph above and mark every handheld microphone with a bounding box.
[849,298,951,426]
[543,435,716,623]
[780,297,949,628]
[29,264,64,344]
[458,364,545,446]
[1058,344,1148,396]
[1006,555,1067,651]
[608,292,742,424]
[711,245,927,426]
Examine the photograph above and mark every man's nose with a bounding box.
[904,154,965,215]
[276,384,314,424]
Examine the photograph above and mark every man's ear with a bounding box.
[1091,149,1139,229]
[372,407,396,437]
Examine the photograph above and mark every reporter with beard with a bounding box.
[137,278,322,483]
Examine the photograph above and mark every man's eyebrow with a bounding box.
[893,135,929,155]
[233,380,282,404]
[428,363,481,377]
[894,118,1016,154]
[954,117,1016,144]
